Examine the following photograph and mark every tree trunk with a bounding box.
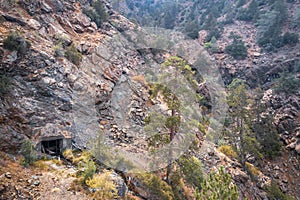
[166,109,176,184]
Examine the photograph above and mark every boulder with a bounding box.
[41,2,53,13]
[27,19,41,30]
[110,172,128,197]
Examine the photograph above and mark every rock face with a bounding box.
[0,0,148,152]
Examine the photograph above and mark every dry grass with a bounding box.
[131,75,147,86]
[218,145,238,159]
[72,151,92,166]
[126,193,142,200]
[85,170,117,200]
[52,159,63,166]
[245,162,260,176]
[33,160,50,171]
[63,149,75,161]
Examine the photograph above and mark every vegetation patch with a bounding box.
[135,173,175,200]
[20,139,37,167]
[245,162,260,176]
[195,166,239,200]
[274,72,300,94]
[65,44,82,66]
[3,32,31,54]
[265,181,295,200]
[282,32,299,46]
[225,33,247,59]
[83,0,108,27]
[85,170,118,199]
[218,145,238,159]
[0,74,12,95]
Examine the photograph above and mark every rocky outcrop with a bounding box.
[262,89,300,155]
[0,0,146,152]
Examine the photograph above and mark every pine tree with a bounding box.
[145,56,200,183]
[226,79,263,168]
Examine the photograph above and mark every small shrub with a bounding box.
[65,44,82,65]
[20,139,37,167]
[54,34,71,47]
[178,156,203,188]
[70,179,86,193]
[3,32,31,54]
[282,32,299,46]
[83,0,108,27]
[135,173,175,200]
[274,72,300,94]
[195,166,239,200]
[63,149,75,161]
[73,151,92,165]
[33,160,50,171]
[54,43,64,57]
[256,120,283,160]
[265,181,295,200]
[225,34,247,59]
[86,170,118,200]
[52,159,62,166]
[204,42,212,49]
[0,16,5,24]
[169,170,190,200]
[245,162,260,176]
[218,145,238,159]
[83,160,96,182]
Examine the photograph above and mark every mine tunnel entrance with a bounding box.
[41,139,63,156]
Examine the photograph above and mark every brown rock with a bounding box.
[295,143,300,155]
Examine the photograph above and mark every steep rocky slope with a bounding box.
[0,0,299,199]
[0,0,144,151]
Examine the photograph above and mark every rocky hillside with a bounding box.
[112,0,300,162]
[0,0,299,199]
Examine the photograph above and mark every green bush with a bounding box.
[135,173,174,200]
[256,0,288,50]
[65,44,82,65]
[83,0,108,27]
[274,72,300,94]
[195,166,239,200]
[283,32,299,46]
[3,32,31,54]
[177,156,203,188]
[184,20,200,39]
[254,117,283,160]
[225,34,247,59]
[54,42,64,57]
[265,181,295,200]
[83,160,96,182]
[236,0,258,22]
[20,139,37,167]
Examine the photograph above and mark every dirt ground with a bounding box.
[0,152,91,200]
